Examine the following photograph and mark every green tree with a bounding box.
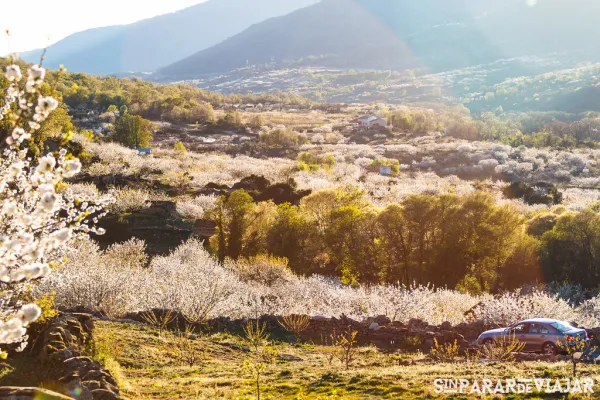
[209,190,255,263]
[324,205,378,284]
[376,204,412,284]
[266,204,317,275]
[113,114,153,149]
[541,210,600,288]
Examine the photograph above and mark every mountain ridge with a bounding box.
[21,0,320,75]
[158,0,600,78]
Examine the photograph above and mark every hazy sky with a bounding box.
[0,0,207,55]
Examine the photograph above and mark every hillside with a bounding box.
[159,0,600,78]
[20,0,319,75]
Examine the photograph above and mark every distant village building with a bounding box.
[357,115,387,129]
[380,166,392,176]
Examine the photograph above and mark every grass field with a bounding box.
[94,320,600,400]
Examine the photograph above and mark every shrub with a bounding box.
[244,320,270,353]
[430,339,459,363]
[477,334,525,362]
[278,314,310,339]
[332,328,359,370]
[503,181,562,205]
[90,324,125,366]
[173,141,187,155]
[557,334,597,377]
[259,128,307,148]
[167,325,205,367]
[297,152,336,171]
[32,292,59,325]
[220,110,243,127]
[106,187,152,214]
[102,238,148,270]
[140,309,177,336]
[234,255,294,287]
[250,114,265,129]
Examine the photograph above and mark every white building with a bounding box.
[358,115,387,129]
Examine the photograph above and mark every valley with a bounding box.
[4,1,600,399]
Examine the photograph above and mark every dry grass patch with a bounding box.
[95,320,600,399]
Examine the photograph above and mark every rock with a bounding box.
[408,318,427,330]
[375,315,391,326]
[0,387,74,400]
[47,349,74,366]
[254,183,311,205]
[90,389,121,400]
[440,321,452,330]
[421,339,434,353]
[279,354,304,362]
[441,330,454,343]
[232,175,271,192]
[84,380,102,391]
[205,182,230,190]
[63,378,92,400]
[392,321,405,328]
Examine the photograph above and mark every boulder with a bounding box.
[375,315,391,326]
[368,322,380,331]
[232,175,271,192]
[420,338,435,353]
[440,321,452,330]
[254,183,311,205]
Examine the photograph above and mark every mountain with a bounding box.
[159,0,600,78]
[20,0,319,75]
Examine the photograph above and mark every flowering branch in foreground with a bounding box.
[0,62,111,356]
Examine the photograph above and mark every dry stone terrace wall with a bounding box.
[36,313,121,400]
[123,310,504,353]
[123,310,600,357]
[0,313,121,400]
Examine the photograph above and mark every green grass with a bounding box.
[92,320,600,399]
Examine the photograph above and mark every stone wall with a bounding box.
[124,310,501,354]
[38,313,121,400]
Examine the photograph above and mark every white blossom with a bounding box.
[27,65,45,82]
[0,62,111,354]
[16,304,41,326]
[36,155,56,173]
[64,160,82,176]
[4,65,22,82]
